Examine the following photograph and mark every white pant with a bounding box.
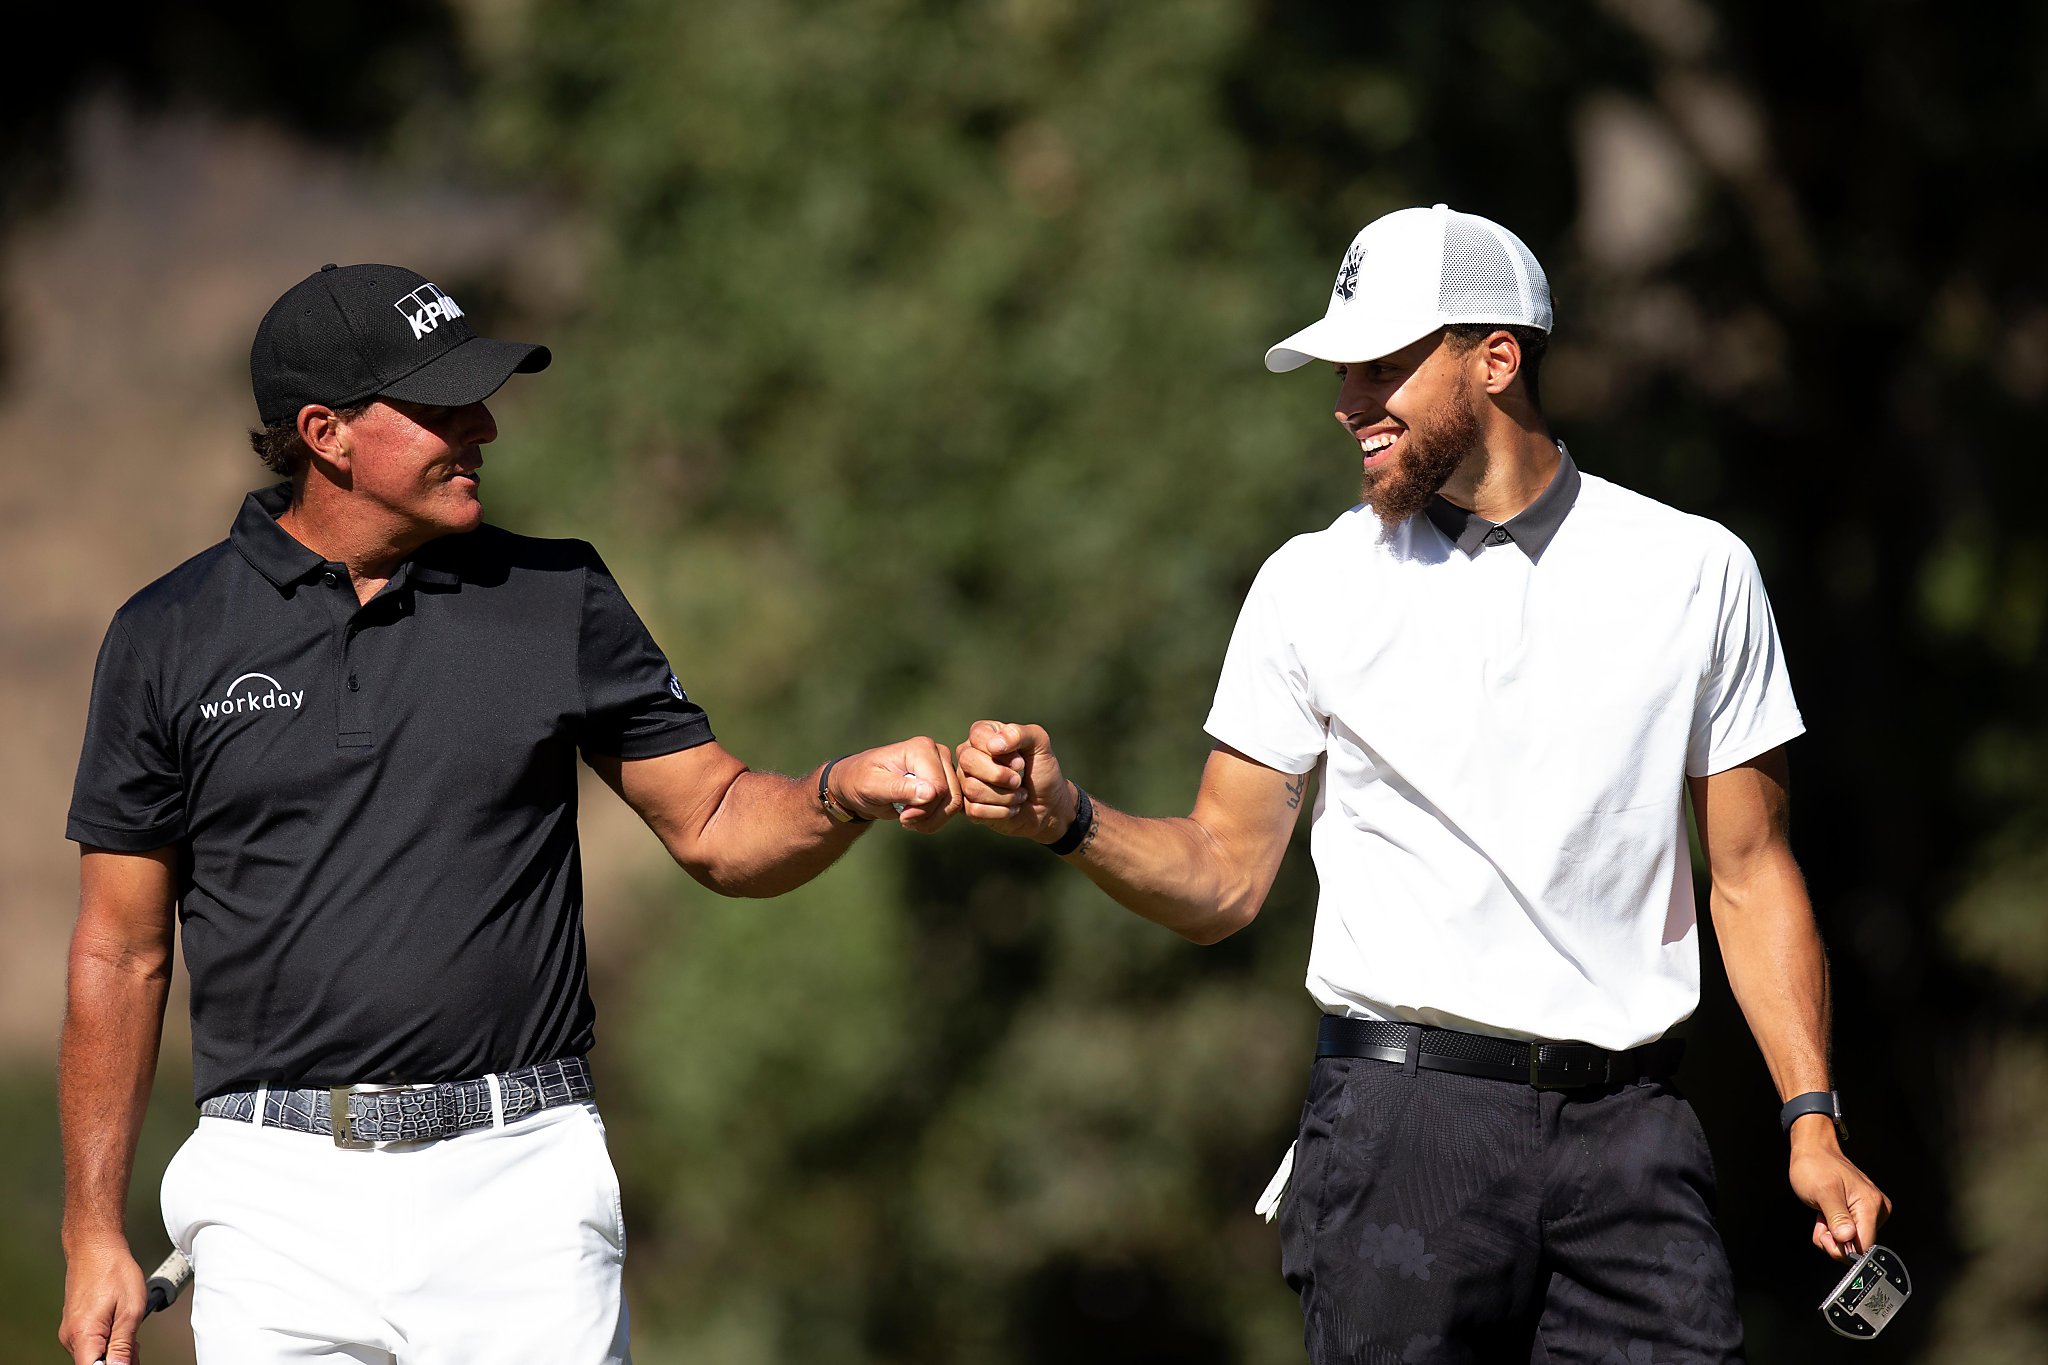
[161,1099,630,1364]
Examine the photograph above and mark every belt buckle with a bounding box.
[1528,1044,1608,1092]
[329,1083,421,1149]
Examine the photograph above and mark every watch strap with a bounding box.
[1044,785,1094,856]
[1781,1089,1845,1137]
[819,754,871,825]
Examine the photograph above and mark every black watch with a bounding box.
[818,754,871,826]
[1780,1089,1846,1140]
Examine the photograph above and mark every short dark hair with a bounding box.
[1444,323,1547,413]
[248,401,373,478]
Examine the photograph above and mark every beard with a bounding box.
[1360,388,1483,529]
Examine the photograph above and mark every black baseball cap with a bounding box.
[250,263,551,426]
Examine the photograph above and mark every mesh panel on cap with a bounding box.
[1438,216,1549,327]
[1503,225,1553,329]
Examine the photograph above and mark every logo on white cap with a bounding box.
[1334,242,1366,302]
[395,283,466,342]
[1266,204,1551,373]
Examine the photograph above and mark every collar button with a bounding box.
[1486,527,1512,546]
[322,570,341,588]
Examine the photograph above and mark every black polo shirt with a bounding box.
[68,485,714,1101]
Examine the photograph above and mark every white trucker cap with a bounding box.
[1264,203,1552,372]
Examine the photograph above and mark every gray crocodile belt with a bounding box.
[199,1056,593,1148]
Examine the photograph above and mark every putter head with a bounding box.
[1821,1244,1911,1339]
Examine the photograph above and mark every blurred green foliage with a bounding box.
[471,5,1336,1359]
[0,1062,195,1359]
[12,0,2048,1361]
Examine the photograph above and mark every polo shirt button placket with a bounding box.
[338,611,372,749]
[1473,524,1526,656]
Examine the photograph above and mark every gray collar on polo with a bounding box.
[1423,441,1581,562]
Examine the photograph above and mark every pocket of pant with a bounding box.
[1276,1103,1318,1291]
[1279,1060,1356,1289]
[158,1125,205,1252]
[1666,1086,1721,1194]
[572,1103,628,1261]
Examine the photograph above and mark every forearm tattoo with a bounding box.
[1284,772,1308,811]
[1077,808,1102,860]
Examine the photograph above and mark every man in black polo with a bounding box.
[59,263,961,1365]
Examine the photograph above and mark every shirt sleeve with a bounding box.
[67,615,187,850]
[1688,535,1806,777]
[575,545,716,760]
[1203,551,1326,775]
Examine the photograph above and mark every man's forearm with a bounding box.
[957,729,1300,942]
[59,949,171,1252]
[1710,847,1833,1103]
[603,736,958,893]
[1691,755,1889,1256]
[689,766,866,897]
[1062,801,1265,944]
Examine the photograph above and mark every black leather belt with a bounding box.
[199,1056,593,1148]
[1317,1016,1682,1091]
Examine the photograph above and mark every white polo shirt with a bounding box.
[1205,449,1804,1049]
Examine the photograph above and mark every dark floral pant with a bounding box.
[1280,1056,1745,1364]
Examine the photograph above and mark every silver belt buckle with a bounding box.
[330,1083,422,1149]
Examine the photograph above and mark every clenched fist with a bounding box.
[954,720,1078,843]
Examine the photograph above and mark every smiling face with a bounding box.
[335,396,497,543]
[1334,330,1485,529]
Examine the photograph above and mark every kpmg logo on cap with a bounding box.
[1333,243,1366,303]
[198,672,306,721]
[395,283,465,341]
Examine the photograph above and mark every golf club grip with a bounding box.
[142,1248,192,1317]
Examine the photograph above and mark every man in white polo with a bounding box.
[953,205,1889,1361]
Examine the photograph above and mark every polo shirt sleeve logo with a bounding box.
[197,671,306,720]
[667,672,687,702]
[395,283,466,342]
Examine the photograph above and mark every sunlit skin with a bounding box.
[276,396,496,602]
[1334,329,1559,525]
